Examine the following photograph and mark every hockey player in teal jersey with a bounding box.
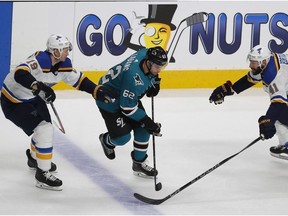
[1,34,115,190]
[209,45,288,161]
[97,46,168,178]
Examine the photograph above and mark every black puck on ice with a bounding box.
[155,182,162,191]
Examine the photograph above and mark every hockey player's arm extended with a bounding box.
[209,72,259,104]
[78,77,116,103]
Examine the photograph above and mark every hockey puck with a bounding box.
[156,182,162,191]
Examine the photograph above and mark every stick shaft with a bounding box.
[151,96,158,190]
[50,102,65,134]
[134,136,262,205]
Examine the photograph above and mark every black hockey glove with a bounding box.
[209,80,234,105]
[94,85,117,103]
[146,77,161,97]
[31,81,56,103]
[140,115,162,136]
[258,115,276,139]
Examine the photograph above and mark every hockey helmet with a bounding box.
[247,45,271,65]
[146,46,168,66]
[46,34,72,58]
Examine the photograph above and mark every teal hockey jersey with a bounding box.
[96,48,157,122]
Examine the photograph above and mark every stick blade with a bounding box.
[52,120,66,134]
[134,193,165,205]
[186,12,209,26]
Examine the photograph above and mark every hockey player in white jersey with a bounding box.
[209,45,288,160]
[0,34,115,190]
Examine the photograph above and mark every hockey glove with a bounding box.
[209,80,234,104]
[140,115,162,136]
[146,77,161,97]
[93,85,117,103]
[31,81,56,103]
[258,115,276,139]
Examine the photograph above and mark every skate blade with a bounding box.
[35,181,63,191]
[270,152,288,160]
[133,171,157,179]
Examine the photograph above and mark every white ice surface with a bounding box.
[1,89,287,215]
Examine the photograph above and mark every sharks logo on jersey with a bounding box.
[134,73,144,86]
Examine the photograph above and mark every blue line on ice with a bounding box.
[53,131,162,215]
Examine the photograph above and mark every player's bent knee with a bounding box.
[110,134,131,146]
[33,120,53,147]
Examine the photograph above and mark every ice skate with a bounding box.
[131,152,158,179]
[99,133,115,160]
[270,145,288,160]
[26,149,57,172]
[35,167,62,191]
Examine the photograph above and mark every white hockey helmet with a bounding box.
[46,34,72,59]
[247,45,271,66]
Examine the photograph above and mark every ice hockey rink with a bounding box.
[1,88,288,215]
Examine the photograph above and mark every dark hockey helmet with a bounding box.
[146,46,168,66]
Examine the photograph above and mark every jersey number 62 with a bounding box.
[123,89,135,99]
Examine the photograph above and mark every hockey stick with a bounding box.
[167,12,209,62]
[50,102,65,134]
[151,96,162,191]
[134,136,263,205]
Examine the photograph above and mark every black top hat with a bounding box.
[141,4,177,31]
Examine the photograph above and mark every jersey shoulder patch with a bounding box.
[133,73,144,86]
[34,51,51,71]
